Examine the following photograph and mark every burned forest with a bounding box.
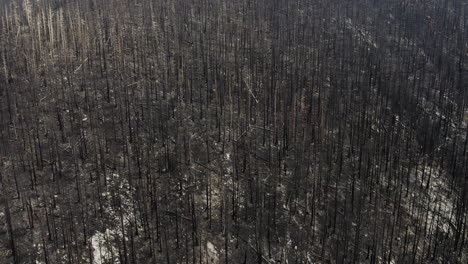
[0,0,467,263]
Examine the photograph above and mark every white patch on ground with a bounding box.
[91,232,104,264]
[91,229,119,264]
[206,241,219,263]
[91,173,136,263]
[416,166,454,233]
[225,152,233,175]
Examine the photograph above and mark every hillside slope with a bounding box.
[0,0,467,263]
